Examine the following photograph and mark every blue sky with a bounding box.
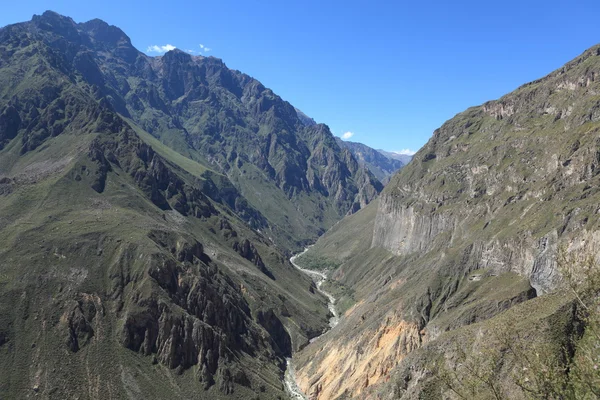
[3,1,600,154]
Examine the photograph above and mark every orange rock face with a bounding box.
[296,316,422,399]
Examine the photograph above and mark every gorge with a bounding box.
[1,8,600,400]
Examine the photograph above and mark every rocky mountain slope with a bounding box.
[0,11,384,399]
[292,43,600,399]
[5,11,381,251]
[335,138,406,184]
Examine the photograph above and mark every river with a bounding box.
[284,249,340,399]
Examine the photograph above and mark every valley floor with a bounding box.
[285,249,340,400]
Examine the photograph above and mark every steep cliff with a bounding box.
[293,43,600,398]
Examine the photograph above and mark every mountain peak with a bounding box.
[37,10,74,22]
[31,10,78,37]
[32,10,77,28]
[79,17,132,47]
[161,47,193,59]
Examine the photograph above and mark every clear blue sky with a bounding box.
[3,1,600,154]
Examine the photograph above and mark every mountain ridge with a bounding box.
[1,10,383,251]
[292,40,600,399]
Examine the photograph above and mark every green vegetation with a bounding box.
[294,252,341,272]
[320,279,356,315]
[124,117,211,179]
[434,249,600,400]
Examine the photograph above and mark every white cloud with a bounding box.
[341,131,354,139]
[185,49,198,54]
[393,149,416,156]
[199,43,212,52]
[146,44,176,54]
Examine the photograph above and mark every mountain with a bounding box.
[0,11,383,399]
[3,11,382,251]
[336,138,406,184]
[377,148,414,165]
[292,43,600,398]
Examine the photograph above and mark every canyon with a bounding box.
[1,9,600,400]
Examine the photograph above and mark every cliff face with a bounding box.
[372,196,562,294]
[372,196,457,257]
[373,44,600,294]
[295,315,421,400]
[294,43,600,398]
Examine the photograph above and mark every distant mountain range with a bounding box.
[293,107,413,184]
[376,149,414,165]
[335,138,412,183]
